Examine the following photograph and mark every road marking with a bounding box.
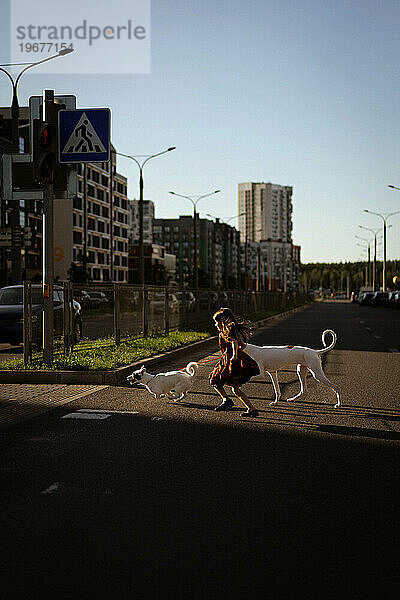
[62,412,110,420]
[78,409,139,415]
[365,327,371,331]
[374,335,381,339]
[359,321,365,324]
[389,348,399,353]
[42,482,60,494]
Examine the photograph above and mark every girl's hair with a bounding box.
[213,307,254,344]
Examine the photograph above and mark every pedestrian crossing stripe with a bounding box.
[62,112,106,154]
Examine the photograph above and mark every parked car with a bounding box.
[390,291,400,309]
[175,291,196,312]
[0,285,82,347]
[371,291,389,307]
[150,292,179,314]
[359,292,374,306]
[80,290,109,307]
[386,291,399,308]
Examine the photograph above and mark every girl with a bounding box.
[209,307,260,418]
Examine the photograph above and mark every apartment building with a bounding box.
[238,182,293,243]
[72,148,129,282]
[127,199,154,243]
[153,215,240,288]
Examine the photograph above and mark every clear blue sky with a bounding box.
[1,0,399,263]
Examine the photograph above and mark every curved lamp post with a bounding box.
[364,209,400,291]
[115,147,176,284]
[169,189,220,289]
[0,49,74,120]
[388,185,400,191]
[355,235,371,287]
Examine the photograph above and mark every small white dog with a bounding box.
[242,329,341,407]
[127,362,199,402]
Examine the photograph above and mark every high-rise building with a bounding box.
[72,149,129,282]
[238,182,301,290]
[238,182,293,243]
[153,215,241,288]
[127,199,154,243]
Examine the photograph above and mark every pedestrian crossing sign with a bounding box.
[58,108,111,163]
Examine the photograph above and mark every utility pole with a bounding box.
[41,90,55,365]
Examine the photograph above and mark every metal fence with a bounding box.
[22,282,309,364]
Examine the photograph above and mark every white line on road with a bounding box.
[62,412,110,420]
[374,335,382,339]
[41,482,60,494]
[77,409,140,415]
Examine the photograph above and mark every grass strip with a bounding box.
[0,330,210,371]
[0,300,311,372]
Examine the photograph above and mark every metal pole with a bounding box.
[109,155,114,281]
[373,234,377,291]
[42,90,55,366]
[193,204,198,289]
[139,169,144,285]
[383,220,386,292]
[83,163,88,280]
[43,181,54,365]
[114,283,120,345]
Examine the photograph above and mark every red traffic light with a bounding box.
[39,124,53,148]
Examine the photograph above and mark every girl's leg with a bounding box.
[232,378,258,417]
[213,384,234,411]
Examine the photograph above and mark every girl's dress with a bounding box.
[209,333,260,386]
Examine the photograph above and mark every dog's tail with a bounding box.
[186,362,199,376]
[317,330,337,355]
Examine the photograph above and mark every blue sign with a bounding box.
[58,108,111,163]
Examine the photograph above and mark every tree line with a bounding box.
[301,260,400,292]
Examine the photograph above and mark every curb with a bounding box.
[0,303,312,385]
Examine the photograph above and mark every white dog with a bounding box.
[127,362,199,402]
[242,329,341,408]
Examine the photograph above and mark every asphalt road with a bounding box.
[1,300,399,600]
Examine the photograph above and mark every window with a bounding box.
[87,185,95,197]
[92,236,100,248]
[98,221,105,233]
[102,238,109,249]
[102,175,108,187]
[97,188,104,201]
[102,206,109,218]
[73,231,82,244]
[88,218,96,231]
[73,197,82,210]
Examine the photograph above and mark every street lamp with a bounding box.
[355,235,371,287]
[115,147,176,284]
[364,209,400,291]
[388,185,400,191]
[206,212,245,224]
[169,189,220,289]
[0,49,74,120]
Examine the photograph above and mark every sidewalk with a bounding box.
[0,384,108,431]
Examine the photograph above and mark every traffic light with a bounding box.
[32,119,57,183]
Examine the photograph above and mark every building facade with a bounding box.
[127,199,154,244]
[73,149,129,282]
[153,215,241,289]
[238,182,300,290]
[238,182,293,243]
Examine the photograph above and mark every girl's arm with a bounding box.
[231,339,239,362]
